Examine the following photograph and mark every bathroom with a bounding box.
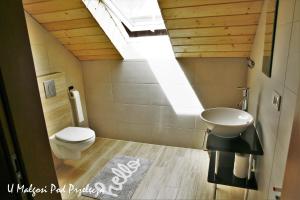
[0,0,300,199]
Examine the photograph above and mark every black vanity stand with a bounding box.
[205,125,263,200]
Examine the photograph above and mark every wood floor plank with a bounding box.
[56,138,244,200]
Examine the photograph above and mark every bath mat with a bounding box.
[81,155,152,200]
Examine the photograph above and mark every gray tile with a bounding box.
[82,61,113,83]
[272,23,293,84]
[277,0,296,25]
[285,21,300,93]
[111,61,158,83]
[294,0,300,22]
[113,84,154,105]
[268,88,297,199]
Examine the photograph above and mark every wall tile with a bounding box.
[195,116,207,130]
[294,0,300,22]
[177,59,196,84]
[116,104,159,125]
[83,58,247,148]
[152,127,204,148]
[156,106,196,129]
[25,12,47,45]
[271,23,293,84]
[89,119,118,138]
[87,102,117,120]
[85,83,113,103]
[194,84,242,108]
[277,0,296,25]
[113,83,152,105]
[247,1,299,198]
[83,61,112,83]
[268,88,297,199]
[30,44,51,76]
[116,122,154,143]
[25,12,89,127]
[150,85,170,106]
[285,21,300,93]
[111,61,158,83]
[194,58,247,87]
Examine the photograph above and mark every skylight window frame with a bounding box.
[102,0,165,32]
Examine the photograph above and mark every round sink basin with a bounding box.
[200,107,254,138]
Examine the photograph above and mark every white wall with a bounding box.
[82,58,247,148]
[247,0,300,199]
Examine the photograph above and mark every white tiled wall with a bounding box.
[82,58,247,148]
[247,0,300,199]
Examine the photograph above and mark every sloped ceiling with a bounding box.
[158,0,275,58]
[23,0,122,60]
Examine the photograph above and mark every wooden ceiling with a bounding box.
[22,0,275,60]
[22,0,122,60]
[158,0,275,58]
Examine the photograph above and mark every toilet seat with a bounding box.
[55,127,95,143]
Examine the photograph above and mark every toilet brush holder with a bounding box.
[233,153,249,178]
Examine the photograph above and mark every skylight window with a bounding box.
[82,0,204,115]
[102,0,166,32]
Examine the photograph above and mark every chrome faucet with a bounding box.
[238,87,249,111]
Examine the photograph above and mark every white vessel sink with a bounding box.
[200,107,254,138]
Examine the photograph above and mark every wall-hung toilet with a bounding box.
[49,127,95,160]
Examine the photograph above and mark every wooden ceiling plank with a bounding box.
[33,8,91,23]
[168,25,258,37]
[73,49,120,56]
[165,13,274,29]
[78,55,122,60]
[159,0,259,9]
[175,51,250,57]
[59,35,110,45]
[51,27,105,38]
[173,44,252,52]
[22,0,122,60]
[23,0,84,14]
[43,18,98,31]
[65,42,115,51]
[162,1,275,19]
[170,35,254,45]
[22,0,51,5]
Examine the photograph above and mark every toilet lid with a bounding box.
[55,127,95,142]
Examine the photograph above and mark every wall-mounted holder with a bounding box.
[68,85,74,92]
[247,57,255,69]
[68,86,74,97]
[205,125,263,200]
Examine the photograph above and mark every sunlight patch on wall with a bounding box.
[82,0,204,115]
[130,36,204,115]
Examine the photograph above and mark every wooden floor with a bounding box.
[56,138,244,199]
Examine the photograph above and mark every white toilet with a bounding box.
[49,127,95,160]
